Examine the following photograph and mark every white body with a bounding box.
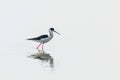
[40,36,53,43]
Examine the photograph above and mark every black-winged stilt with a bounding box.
[27,28,60,52]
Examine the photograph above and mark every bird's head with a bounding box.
[49,28,60,35]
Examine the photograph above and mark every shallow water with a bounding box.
[0,39,119,80]
[0,0,120,80]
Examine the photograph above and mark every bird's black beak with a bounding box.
[54,30,60,35]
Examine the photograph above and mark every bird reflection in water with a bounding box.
[27,28,60,68]
[29,52,54,68]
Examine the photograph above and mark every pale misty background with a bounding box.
[0,0,120,80]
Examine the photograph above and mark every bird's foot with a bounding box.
[38,50,41,52]
[37,50,44,54]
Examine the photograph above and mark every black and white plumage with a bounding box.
[27,28,60,52]
[27,35,49,43]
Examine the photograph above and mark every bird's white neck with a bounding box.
[49,30,54,37]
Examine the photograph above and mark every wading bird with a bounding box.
[27,28,60,52]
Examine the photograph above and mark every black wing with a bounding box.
[27,34,48,40]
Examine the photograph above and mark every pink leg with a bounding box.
[41,43,44,53]
[36,43,41,50]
